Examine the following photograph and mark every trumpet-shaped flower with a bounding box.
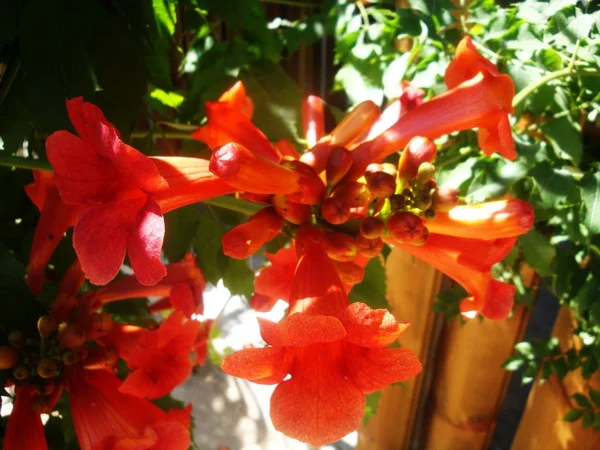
[2,385,48,450]
[222,228,421,446]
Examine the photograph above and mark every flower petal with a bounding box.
[258,313,346,347]
[127,196,167,286]
[3,385,48,450]
[480,279,515,320]
[339,302,408,348]
[343,345,422,394]
[221,347,292,385]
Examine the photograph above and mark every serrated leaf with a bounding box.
[518,230,556,277]
[573,393,592,408]
[581,171,600,235]
[348,257,388,310]
[563,408,584,422]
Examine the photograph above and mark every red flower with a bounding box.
[222,229,421,446]
[66,367,190,450]
[222,207,284,259]
[47,98,233,286]
[118,311,200,399]
[25,171,81,295]
[302,95,325,148]
[388,234,517,320]
[192,81,281,161]
[93,252,206,318]
[192,319,214,366]
[2,385,48,450]
[250,246,298,312]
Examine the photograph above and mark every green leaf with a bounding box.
[193,208,229,286]
[222,259,254,298]
[518,230,556,277]
[349,257,388,310]
[589,387,600,408]
[536,48,564,71]
[149,89,185,109]
[573,393,592,409]
[529,162,581,209]
[363,391,381,426]
[240,61,303,145]
[503,356,524,371]
[581,171,600,236]
[563,408,584,422]
[335,63,384,106]
[574,276,599,314]
[583,409,595,429]
[163,205,199,262]
[540,116,582,164]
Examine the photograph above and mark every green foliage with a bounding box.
[349,256,389,311]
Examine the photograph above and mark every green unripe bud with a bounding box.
[417,162,436,184]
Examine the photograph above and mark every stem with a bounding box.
[513,69,600,109]
[260,0,317,7]
[0,155,53,172]
[130,130,196,140]
[203,196,262,215]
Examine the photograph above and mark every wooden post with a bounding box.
[356,247,445,450]
[511,308,600,450]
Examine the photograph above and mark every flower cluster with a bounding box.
[2,36,534,448]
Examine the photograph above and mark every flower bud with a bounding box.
[367,171,396,198]
[284,160,326,205]
[326,147,353,186]
[330,101,380,146]
[333,261,365,285]
[8,330,24,348]
[381,163,397,177]
[13,364,29,380]
[365,163,383,179]
[415,192,432,210]
[59,324,86,349]
[249,293,278,313]
[387,212,429,245]
[238,192,272,204]
[332,181,371,208]
[82,347,118,370]
[432,187,459,212]
[210,143,300,195]
[325,232,358,262]
[356,235,384,258]
[398,136,437,181]
[85,312,113,339]
[424,208,436,220]
[272,195,312,225]
[295,225,325,257]
[360,216,385,239]
[37,315,58,338]
[0,345,19,369]
[37,358,58,379]
[416,162,436,184]
[321,197,351,225]
[389,194,406,211]
[303,95,325,147]
[222,207,284,259]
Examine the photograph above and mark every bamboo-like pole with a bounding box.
[356,248,445,450]
[511,308,600,450]
[420,268,536,450]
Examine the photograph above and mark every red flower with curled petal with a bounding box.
[222,228,421,446]
[47,98,234,286]
[2,385,48,450]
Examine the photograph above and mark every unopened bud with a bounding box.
[360,217,385,239]
[389,194,406,211]
[432,187,459,212]
[387,212,429,245]
[423,208,436,220]
[62,351,77,365]
[333,261,365,285]
[222,207,285,259]
[365,163,383,179]
[415,192,432,210]
[321,197,351,225]
[417,162,436,183]
[37,316,58,338]
[295,226,326,257]
[83,347,119,370]
[367,171,396,198]
[381,163,397,177]
[330,101,380,146]
[59,325,86,349]
[13,364,29,380]
[326,147,353,186]
[0,345,20,369]
[272,195,312,225]
[8,330,24,348]
[356,235,384,258]
[398,137,437,181]
[332,181,371,208]
[37,358,58,379]
[325,232,358,262]
[86,312,113,338]
[249,294,278,313]
[422,179,437,193]
[284,160,326,205]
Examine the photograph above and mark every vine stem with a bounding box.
[512,68,600,109]
[0,155,53,172]
[260,0,317,7]
[130,130,196,140]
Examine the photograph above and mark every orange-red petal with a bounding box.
[339,302,408,348]
[221,347,292,384]
[3,385,48,450]
[257,313,346,347]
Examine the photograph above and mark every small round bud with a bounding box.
[321,197,351,225]
[37,316,58,338]
[333,261,365,285]
[272,195,312,225]
[285,160,326,205]
[398,136,437,181]
[381,163,397,177]
[326,147,353,186]
[422,179,437,193]
[360,217,385,239]
[356,235,384,258]
[423,208,436,220]
[325,232,358,262]
[415,192,432,210]
[0,345,20,369]
[85,312,113,339]
[366,171,396,198]
[59,325,86,349]
[432,186,459,212]
[387,212,429,245]
[331,181,371,208]
[8,330,25,348]
[365,163,383,179]
[13,364,29,380]
[416,162,436,183]
[62,350,77,366]
[37,358,58,379]
[389,194,406,211]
